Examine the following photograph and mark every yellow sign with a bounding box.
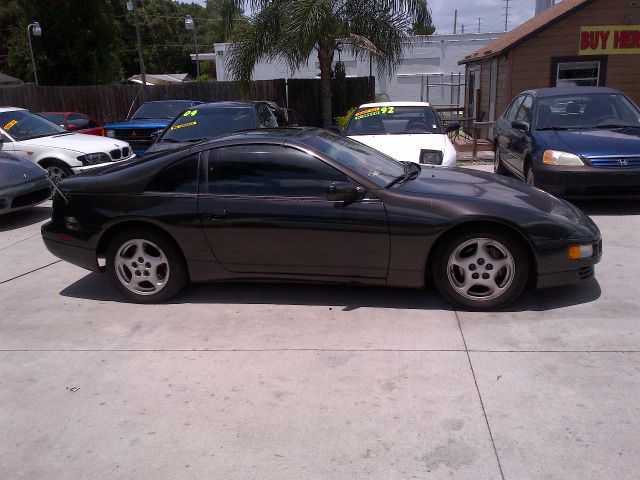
[579,25,640,55]
[170,120,197,130]
[3,119,17,130]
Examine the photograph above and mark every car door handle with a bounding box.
[202,211,227,223]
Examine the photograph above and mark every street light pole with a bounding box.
[27,21,42,86]
[185,15,200,79]
[127,1,146,87]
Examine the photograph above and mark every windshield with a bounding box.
[0,110,66,141]
[536,93,640,129]
[161,107,256,142]
[301,131,406,187]
[39,113,66,125]
[132,101,195,120]
[345,105,443,136]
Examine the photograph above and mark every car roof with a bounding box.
[358,101,431,108]
[194,101,263,109]
[40,111,86,115]
[142,100,199,104]
[193,127,320,147]
[0,107,27,113]
[526,86,622,98]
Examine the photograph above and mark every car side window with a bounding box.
[67,113,90,129]
[146,154,199,194]
[505,96,525,122]
[515,95,533,124]
[207,145,348,197]
[257,104,278,128]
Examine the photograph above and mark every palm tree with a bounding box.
[226,0,430,127]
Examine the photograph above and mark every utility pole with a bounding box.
[185,15,200,78]
[477,17,482,33]
[453,9,457,34]
[127,1,146,87]
[461,24,465,34]
[504,0,510,32]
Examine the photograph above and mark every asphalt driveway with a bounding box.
[1,165,639,479]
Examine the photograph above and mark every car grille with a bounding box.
[110,148,122,160]
[112,128,155,148]
[11,187,51,208]
[122,146,131,157]
[588,156,640,168]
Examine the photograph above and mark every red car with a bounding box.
[39,112,104,136]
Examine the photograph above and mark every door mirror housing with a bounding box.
[65,123,81,132]
[511,120,529,132]
[327,182,362,203]
[445,122,460,133]
[150,129,163,141]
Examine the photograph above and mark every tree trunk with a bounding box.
[317,42,335,128]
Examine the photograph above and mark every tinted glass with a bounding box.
[535,93,640,129]
[257,104,278,128]
[301,131,405,187]
[67,113,90,129]
[208,145,348,197]
[39,113,65,125]
[515,95,533,124]
[160,107,256,143]
[0,110,66,141]
[146,155,199,193]
[345,106,443,135]
[132,101,195,120]
[505,96,525,122]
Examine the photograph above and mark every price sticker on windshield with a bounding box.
[354,106,395,120]
[170,120,197,130]
[182,109,198,117]
[3,119,17,130]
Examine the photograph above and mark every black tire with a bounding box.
[494,146,507,175]
[432,227,530,310]
[41,160,73,183]
[106,229,188,303]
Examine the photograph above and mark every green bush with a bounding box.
[334,107,357,130]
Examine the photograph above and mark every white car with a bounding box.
[344,101,458,167]
[0,107,135,181]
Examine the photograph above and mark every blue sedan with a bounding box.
[493,86,640,198]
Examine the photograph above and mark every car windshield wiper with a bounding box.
[386,162,421,188]
[592,123,640,129]
[159,138,183,143]
[536,126,571,131]
[185,137,206,143]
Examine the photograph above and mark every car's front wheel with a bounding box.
[433,228,529,310]
[106,229,187,303]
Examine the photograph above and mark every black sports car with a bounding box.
[0,152,51,215]
[42,128,601,309]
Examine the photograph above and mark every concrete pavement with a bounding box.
[1,166,640,479]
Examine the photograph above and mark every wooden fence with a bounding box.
[0,77,375,127]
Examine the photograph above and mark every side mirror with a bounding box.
[150,129,163,141]
[327,182,362,203]
[329,125,342,134]
[511,120,529,132]
[65,124,81,132]
[445,122,460,133]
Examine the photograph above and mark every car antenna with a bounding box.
[126,86,144,120]
[46,176,69,204]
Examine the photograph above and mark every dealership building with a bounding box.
[459,0,640,138]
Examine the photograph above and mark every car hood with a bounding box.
[394,165,597,234]
[536,127,640,156]
[19,133,130,154]
[0,155,47,189]
[348,134,447,162]
[104,119,170,129]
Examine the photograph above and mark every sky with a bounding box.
[182,0,537,35]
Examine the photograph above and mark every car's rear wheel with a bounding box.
[494,146,507,175]
[433,228,529,310]
[106,229,187,303]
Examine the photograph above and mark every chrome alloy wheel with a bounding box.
[47,165,68,183]
[114,239,170,296]
[446,237,515,302]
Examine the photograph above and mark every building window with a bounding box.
[556,61,600,87]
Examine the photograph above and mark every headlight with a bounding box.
[419,150,443,165]
[77,152,111,166]
[568,244,594,259]
[543,150,584,166]
[105,129,115,138]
